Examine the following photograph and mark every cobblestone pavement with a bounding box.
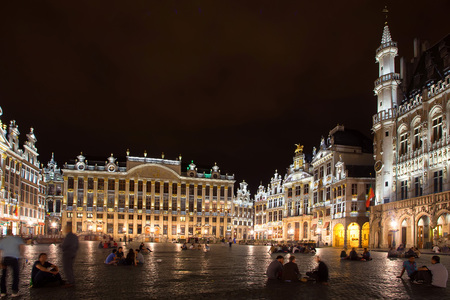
[2,241,449,299]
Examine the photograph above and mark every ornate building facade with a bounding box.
[370,22,450,248]
[60,153,237,241]
[0,106,45,235]
[43,153,63,234]
[231,181,253,240]
[254,125,375,247]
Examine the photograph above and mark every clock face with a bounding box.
[108,165,115,172]
[374,161,383,172]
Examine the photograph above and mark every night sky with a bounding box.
[0,1,449,194]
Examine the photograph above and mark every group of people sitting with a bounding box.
[340,248,372,261]
[98,240,118,249]
[266,255,328,284]
[397,255,448,287]
[181,243,211,252]
[105,247,145,266]
[269,244,316,254]
[388,245,421,258]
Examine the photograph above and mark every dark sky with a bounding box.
[0,1,449,194]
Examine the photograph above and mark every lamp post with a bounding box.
[390,220,398,248]
[316,228,322,247]
[288,228,294,241]
[51,222,57,236]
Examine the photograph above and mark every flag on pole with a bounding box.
[366,186,375,208]
[14,205,19,217]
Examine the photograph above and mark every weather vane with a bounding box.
[382,6,389,25]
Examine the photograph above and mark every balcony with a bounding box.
[372,190,450,213]
[374,72,400,88]
[373,108,396,125]
[376,40,398,53]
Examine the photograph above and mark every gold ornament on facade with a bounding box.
[294,144,304,154]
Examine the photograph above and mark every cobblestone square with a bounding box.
[2,242,445,299]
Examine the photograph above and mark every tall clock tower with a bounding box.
[372,8,400,204]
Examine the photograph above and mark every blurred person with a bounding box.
[60,225,79,287]
[0,229,25,297]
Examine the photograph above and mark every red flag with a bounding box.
[366,186,375,208]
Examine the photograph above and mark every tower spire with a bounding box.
[380,6,392,45]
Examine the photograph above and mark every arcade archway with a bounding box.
[333,223,344,247]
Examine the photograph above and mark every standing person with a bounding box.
[124,235,127,245]
[266,255,284,280]
[0,229,24,297]
[60,225,79,287]
[397,256,417,279]
[228,237,232,248]
[306,255,329,285]
[282,256,301,282]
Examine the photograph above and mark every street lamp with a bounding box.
[316,228,322,247]
[391,220,398,248]
[288,228,294,241]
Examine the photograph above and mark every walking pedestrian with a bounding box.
[228,237,232,248]
[0,229,24,297]
[60,225,79,287]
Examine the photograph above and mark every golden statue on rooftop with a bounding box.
[295,144,304,154]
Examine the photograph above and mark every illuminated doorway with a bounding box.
[361,222,369,248]
[333,223,344,247]
[347,222,360,248]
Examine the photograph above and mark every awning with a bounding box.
[38,222,45,226]
[323,222,330,229]
[311,224,317,230]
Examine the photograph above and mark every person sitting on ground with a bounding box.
[125,249,137,266]
[413,255,448,287]
[349,248,360,260]
[404,247,415,258]
[181,243,188,250]
[292,245,299,253]
[362,248,372,261]
[139,242,152,253]
[340,249,348,260]
[414,247,421,258]
[204,244,211,252]
[282,256,301,282]
[269,245,276,254]
[282,245,289,253]
[98,241,103,249]
[31,253,64,288]
[397,244,405,252]
[135,249,144,264]
[116,247,125,263]
[103,241,109,249]
[266,255,284,280]
[387,247,398,258]
[306,255,329,285]
[432,245,441,253]
[189,243,195,250]
[105,249,118,265]
[397,256,417,280]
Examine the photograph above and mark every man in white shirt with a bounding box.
[416,256,448,287]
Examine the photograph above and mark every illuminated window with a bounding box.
[432,116,443,142]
